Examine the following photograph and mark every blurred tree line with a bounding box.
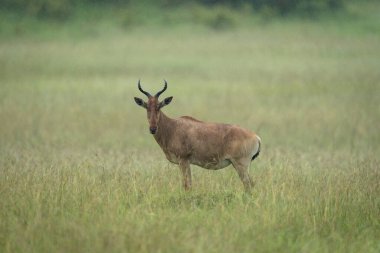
[0,0,344,20]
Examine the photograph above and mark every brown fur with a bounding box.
[134,83,261,192]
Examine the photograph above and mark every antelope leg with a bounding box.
[232,160,254,192]
[179,160,192,191]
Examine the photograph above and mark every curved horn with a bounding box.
[138,80,151,98]
[155,80,168,98]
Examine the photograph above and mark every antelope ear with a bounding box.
[134,97,147,108]
[159,96,173,108]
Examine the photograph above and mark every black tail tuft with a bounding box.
[251,139,261,161]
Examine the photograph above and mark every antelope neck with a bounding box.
[154,111,175,146]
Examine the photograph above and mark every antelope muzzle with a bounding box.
[149,126,157,134]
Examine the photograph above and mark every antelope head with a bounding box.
[134,80,173,134]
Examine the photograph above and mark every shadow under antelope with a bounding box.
[134,80,261,192]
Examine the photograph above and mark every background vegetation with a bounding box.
[1,0,379,252]
[1,0,344,19]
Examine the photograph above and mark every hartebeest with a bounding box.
[134,80,261,191]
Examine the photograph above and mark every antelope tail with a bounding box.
[251,136,261,161]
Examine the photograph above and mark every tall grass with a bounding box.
[1,2,380,252]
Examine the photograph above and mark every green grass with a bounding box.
[1,2,380,252]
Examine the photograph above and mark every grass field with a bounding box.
[1,2,380,252]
